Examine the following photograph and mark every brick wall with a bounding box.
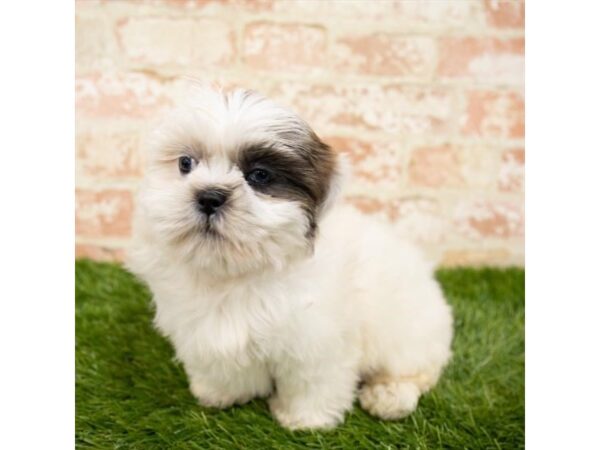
[75,0,525,266]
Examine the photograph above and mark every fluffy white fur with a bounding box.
[127,86,453,430]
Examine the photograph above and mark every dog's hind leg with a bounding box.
[358,369,441,419]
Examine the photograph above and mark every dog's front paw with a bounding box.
[268,396,342,430]
[190,380,250,409]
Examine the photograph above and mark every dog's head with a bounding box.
[133,86,340,277]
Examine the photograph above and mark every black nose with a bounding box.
[197,189,228,216]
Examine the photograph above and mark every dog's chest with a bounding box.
[156,280,296,364]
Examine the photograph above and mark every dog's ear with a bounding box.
[317,150,347,220]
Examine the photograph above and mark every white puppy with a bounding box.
[127,86,453,430]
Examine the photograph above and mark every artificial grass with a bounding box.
[76,260,524,449]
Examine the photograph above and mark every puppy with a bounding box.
[127,86,453,430]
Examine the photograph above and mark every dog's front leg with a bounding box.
[268,352,359,430]
[187,360,272,409]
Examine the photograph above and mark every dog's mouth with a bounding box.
[199,214,225,239]
[202,223,221,237]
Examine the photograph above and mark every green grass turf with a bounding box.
[76,260,524,449]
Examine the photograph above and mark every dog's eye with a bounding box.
[246,168,273,185]
[178,156,196,175]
